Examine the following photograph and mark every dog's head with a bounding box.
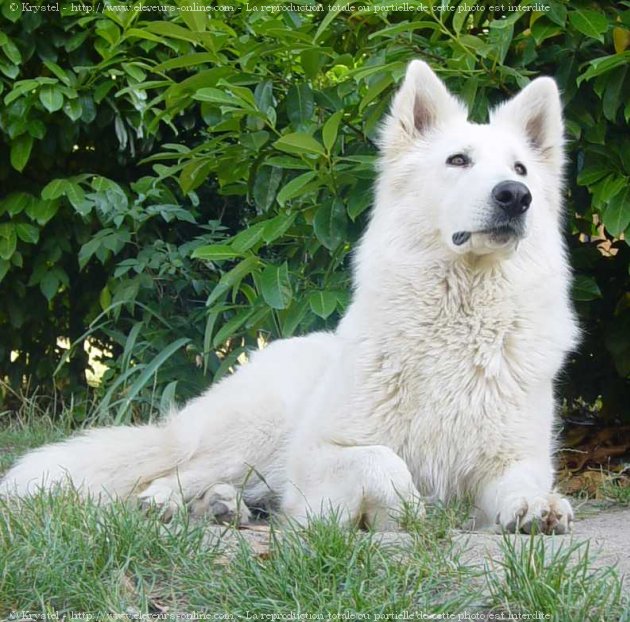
[377,61,564,257]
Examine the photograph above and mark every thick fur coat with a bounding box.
[1,62,578,534]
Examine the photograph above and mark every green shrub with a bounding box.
[0,1,628,421]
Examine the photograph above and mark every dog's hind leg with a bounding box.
[135,333,341,523]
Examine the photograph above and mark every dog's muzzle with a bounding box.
[452,181,531,247]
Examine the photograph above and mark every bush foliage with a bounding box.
[0,1,628,421]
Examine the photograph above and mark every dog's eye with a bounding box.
[515,162,527,176]
[446,154,470,167]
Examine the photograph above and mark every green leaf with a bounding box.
[281,298,310,337]
[314,0,355,42]
[114,337,190,423]
[453,1,471,34]
[10,134,33,172]
[572,275,602,302]
[347,191,372,221]
[40,270,60,301]
[1,36,21,64]
[593,175,626,209]
[15,223,39,244]
[262,213,296,244]
[613,27,630,54]
[301,49,326,78]
[309,290,337,319]
[122,62,146,82]
[79,94,96,123]
[274,133,325,157]
[578,52,630,84]
[43,60,70,86]
[569,9,608,42]
[193,87,250,109]
[63,98,82,122]
[339,155,377,165]
[359,75,393,114]
[276,171,317,207]
[488,20,514,65]
[145,21,205,44]
[4,79,39,105]
[26,199,59,225]
[547,1,567,26]
[367,23,442,40]
[0,223,17,260]
[2,2,21,22]
[265,156,310,170]
[253,166,283,212]
[212,309,255,349]
[313,199,348,250]
[206,256,260,307]
[260,262,292,310]
[0,259,9,284]
[602,186,630,238]
[287,83,314,128]
[39,84,64,112]
[66,182,87,210]
[3,192,32,216]
[41,179,70,200]
[577,164,610,187]
[159,380,178,417]
[123,28,170,46]
[99,285,112,311]
[179,159,211,194]
[231,223,266,253]
[531,20,563,45]
[79,238,101,270]
[241,130,269,152]
[602,66,628,121]
[154,53,217,72]
[323,110,343,153]
[192,244,243,260]
[0,59,18,79]
[222,256,259,288]
[206,282,230,308]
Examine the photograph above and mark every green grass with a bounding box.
[0,493,627,620]
[486,533,624,620]
[0,392,74,472]
[0,402,628,619]
[0,493,477,616]
[601,476,630,506]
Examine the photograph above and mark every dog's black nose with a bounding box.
[492,181,532,218]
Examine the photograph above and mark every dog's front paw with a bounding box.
[496,492,573,535]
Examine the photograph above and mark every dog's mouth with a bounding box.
[452,224,523,247]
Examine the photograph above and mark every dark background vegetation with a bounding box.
[0,0,628,424]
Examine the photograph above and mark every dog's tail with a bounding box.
[0,423,178,500]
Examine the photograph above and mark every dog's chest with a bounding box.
[390,264,522,388]
[358,268,531,488]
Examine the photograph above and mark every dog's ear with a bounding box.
[381,61,466,152]
[491,78,564,171]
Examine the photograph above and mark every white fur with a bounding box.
[1,62,578,533]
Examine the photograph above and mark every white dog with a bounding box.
[1,61,578,534]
